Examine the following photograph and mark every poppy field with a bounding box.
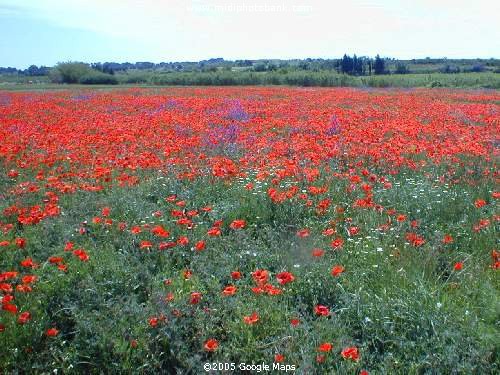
[0,87,498,373]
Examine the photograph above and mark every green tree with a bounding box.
[374,54,385,75]
[50,62,93,83]
[395,63,409,74]
[341,54,353,74]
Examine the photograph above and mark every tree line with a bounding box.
[2,56,498,78]
[337,54,388,75]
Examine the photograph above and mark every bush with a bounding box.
[79,71,118,85]
[118,72,152,84]
[395,63,409,74]
[468,64,485,73]
[51,62,93,83]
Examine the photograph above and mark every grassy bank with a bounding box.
[1,72,499,89]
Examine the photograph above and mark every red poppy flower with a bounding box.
[230,219,246,229]
[296,228,310,238]
[171,209,183,217]
[348,226,360,236]
[276,271,295,285]
[207,227,221,236]
[140,241,153,249]
[49,256,63,264]
[251,269,269,285]
[312,248,325,257]
[243,312,259,325]
[322,228,336,236]
[177,236,189,246]
[46,328,59,337]
[148,317,159,327]
[454,262,463,271]
[274,354,284,362]
[190,292,202,304]
[314,305,330,316]
[20,258,38,269]
[341,346,359,361]
[318,342,333,352]
[290,318,300,326]
[231,271,241,280]
[57,264,68,272]
[159,241,176,250]
[0,271,17,281]
[15,238,26,248]
[222,285,237,296]
[17,284,32,293]
[194,240,206,251]
[204,338,218,352]
[406,232,425,247]
[130,226,142,234]
[442,234,453,244]
[474,199,486,208]
[151,225,169,237]
[2,303,17,314]
[251,286,264,294]
[21,275,37,284]
[186,210,198,217]
[265,285,282,295]
[331,238,344,249]
[0,283,13,293]
[396,214,406,222]
[17,311,31,324]
[331,265,345,277]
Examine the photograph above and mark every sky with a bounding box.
[1,0,499,68]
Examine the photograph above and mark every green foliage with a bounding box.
[374,55,385,75]
[0,160,498,373]
[50,62,93,84]
[49,62,117,84]
[78,71,118,85]
[3,70,500,89]
[142,70,500,88]
[395,63,409,74]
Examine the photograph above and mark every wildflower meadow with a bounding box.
[0,87,498,373]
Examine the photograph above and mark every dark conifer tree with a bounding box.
[374,54,385,75]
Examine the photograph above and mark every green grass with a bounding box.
[2,72,499,89]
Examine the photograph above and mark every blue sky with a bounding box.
[1,0,499,68]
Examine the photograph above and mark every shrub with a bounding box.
[395,63,409,74]
[79,71,118,85]
[119,72,152,84]
[429,80,443,87]
[51,62,93,83]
